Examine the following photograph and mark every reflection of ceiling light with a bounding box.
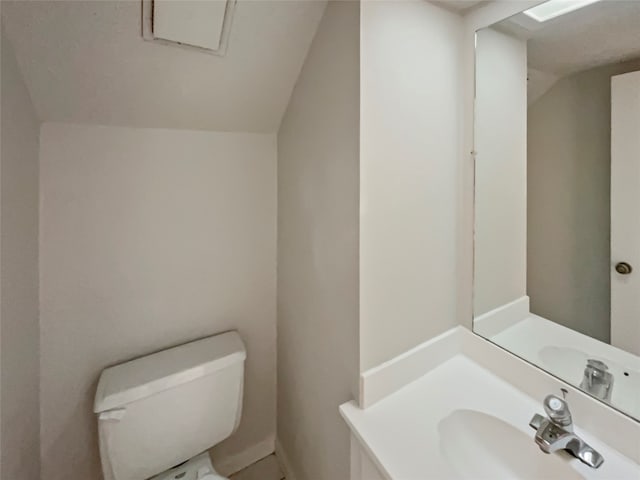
[523,0,601,22]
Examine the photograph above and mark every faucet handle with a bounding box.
[586,359,609,373]
[543,394,573,428]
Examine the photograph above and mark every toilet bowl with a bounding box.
[94,331,246,480]
[150,452,227,480]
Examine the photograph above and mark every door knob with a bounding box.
[615,262,633,275]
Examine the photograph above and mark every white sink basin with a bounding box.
[438,409,583,479]
[341,353,640,480]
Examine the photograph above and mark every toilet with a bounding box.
[94,331,246,480]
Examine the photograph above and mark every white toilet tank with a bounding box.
[94,331,246,480]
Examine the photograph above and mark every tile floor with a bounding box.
[229,454,284,480]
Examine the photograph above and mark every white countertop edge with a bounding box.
[341,354,640,480]
[351,325,640,466]
[339,401,394,480]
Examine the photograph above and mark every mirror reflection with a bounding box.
[473,0,640,420]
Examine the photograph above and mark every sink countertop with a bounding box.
[340,355,640,480]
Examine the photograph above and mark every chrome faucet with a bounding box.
[580,359,614,402]
[529,393,604,468]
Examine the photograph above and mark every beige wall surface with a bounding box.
[359,0,462,370]
[473,27,528,316]
[528,58,640,342]
[39,123,277,480]
[276,2,359,480]
[0,27,41,480]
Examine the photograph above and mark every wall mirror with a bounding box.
[473,0,640,420]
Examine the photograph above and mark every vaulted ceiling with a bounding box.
[1,1,327,133]
[526,0,640,76]
[495,0,640,77]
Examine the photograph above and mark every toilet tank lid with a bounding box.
[94,331,246,413]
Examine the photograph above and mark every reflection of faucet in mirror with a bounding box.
[529,393,604,469]
[580,359,614,402]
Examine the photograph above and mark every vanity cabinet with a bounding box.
[349,436,386,480]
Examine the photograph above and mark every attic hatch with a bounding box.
[142,0,236,56]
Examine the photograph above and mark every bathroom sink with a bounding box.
[342,352,640,480]
[438,409,583,479]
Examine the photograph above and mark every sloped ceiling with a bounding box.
[1,0,328,133]
[526,0,640,77]
[497,0,640,77]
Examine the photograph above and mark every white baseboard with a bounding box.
[215,436,275,477]
[359,326,463,408]
[275,439,298,480]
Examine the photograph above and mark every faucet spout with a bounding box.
[568,438,605,469]
[529,394,604,469]
[580,359,614,402]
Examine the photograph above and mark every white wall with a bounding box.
[39,123,277,480]
[528,59,640,342]
[359,0,462,370]
[0,26,41,480]
[459,0,541,330]
[473,27,527,316]
[276,2,359,480]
